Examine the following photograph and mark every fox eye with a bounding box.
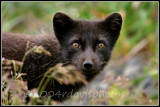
[98,43,104,48]
[73,43,79,48]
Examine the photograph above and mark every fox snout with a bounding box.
[79,54,100,74]
[83,61,93,71]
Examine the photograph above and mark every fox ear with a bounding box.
[104,12,122,33]
[100,13,122,49]
[53,12,75,41]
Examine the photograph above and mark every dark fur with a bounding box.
[2,12,122,101]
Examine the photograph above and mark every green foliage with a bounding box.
[2,45,87,105]
[2,1,158,105]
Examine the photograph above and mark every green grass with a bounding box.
[2,1,158,105]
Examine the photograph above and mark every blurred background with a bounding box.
[2,2,158,105]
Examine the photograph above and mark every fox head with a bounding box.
[53,12,122,76]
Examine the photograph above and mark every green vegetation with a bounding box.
[2,2,158,105]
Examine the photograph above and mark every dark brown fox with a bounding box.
[2,12,122,101]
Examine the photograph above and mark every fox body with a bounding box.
[2,12,122,101]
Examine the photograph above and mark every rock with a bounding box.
[123,56,145,80]
[136,76,157,96]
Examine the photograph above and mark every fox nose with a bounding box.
[83,61,93,71]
